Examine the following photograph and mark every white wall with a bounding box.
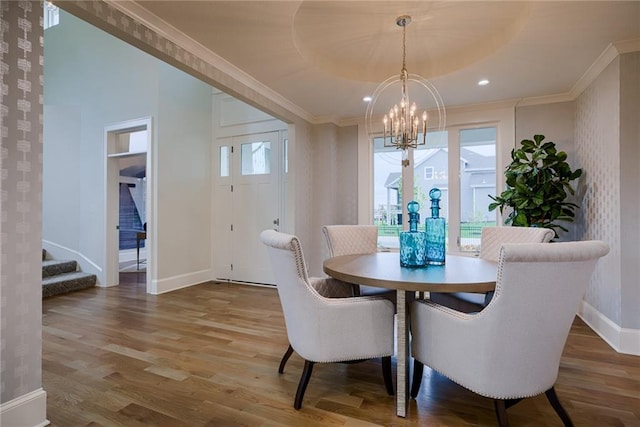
[515,101,578,241]
[618,52,640,330]
[304,123,359,276]
[44,10,212,291]
[155,63,213,290]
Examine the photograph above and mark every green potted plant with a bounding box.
[488,134,582,238]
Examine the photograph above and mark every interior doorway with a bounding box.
[105,117,154,293]
[117,152,147,273]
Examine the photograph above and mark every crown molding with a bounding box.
[614,38,640,54]
[105,0,315,124]
[97,3,640,127]
[515,93,575,108]
[570,38,640,100]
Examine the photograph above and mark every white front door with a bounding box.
[213,131,281,285]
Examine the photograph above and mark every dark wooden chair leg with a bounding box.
[494,399,510,427]
[294,360,314,410]
[278,345,294,374]
[545,387,574,426]
[381,356,394,396]
[410,360,424,398]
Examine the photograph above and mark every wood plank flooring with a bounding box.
[43,278,640,426]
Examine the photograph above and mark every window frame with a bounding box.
[360,104,515,254]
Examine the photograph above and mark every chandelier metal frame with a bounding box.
[365,15,446,167]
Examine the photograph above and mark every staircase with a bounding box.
[42,249,97,298]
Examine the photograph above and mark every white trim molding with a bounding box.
[150,269,212,295]
[0,388,49,427]
[570,38,640,100]
[579,300,640,356]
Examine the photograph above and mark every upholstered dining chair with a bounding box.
[322,225,395,299]
[430,226,554,312]
[410,240,609,427]
[260,229,395,409]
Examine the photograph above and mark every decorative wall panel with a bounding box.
[0,0,44,403]
[575,57,621,324]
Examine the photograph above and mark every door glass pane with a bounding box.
[415,130,449,246]
[459,127,497,252]
[373,137,402,249]
[220,146,229,177]
[283,139,288,174]
[241,141,271,175]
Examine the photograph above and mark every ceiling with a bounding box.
[123,1,639,124]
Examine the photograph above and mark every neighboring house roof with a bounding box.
[414,149,444,170]
[385,172,401,188]
[385,146,496,187]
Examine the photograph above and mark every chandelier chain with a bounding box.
[402,20,407,75]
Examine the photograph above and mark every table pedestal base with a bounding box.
[396,290,410,417]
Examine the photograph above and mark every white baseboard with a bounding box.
[578,300,640,356]
[150,269,211,295]
[0,388,49,427]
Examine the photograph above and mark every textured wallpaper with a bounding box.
[575,57,621,324]
[1,0,44,403]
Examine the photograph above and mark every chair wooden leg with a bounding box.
[410,360,424,398]
[494,400,510,427]
[278,345,294,374]
[381,356,394,396]
[294,360,314,410]
[545,387,574,427]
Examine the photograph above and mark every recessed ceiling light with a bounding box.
[478,79,490,86]
[363,96,372,102]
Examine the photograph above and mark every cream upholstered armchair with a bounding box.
[410,240,609,426]
[260,230,395,409]
[430,226,554,312]
[322,225,395,298]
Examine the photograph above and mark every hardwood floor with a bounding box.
[43,279,640,426]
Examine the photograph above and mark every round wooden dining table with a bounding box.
[323,252,497,418]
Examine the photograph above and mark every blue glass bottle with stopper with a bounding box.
[399,200,427,267]
[425,188,446,265]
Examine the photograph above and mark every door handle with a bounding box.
[273,218,279,226]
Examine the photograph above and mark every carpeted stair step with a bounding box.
[42,259,78,278]
[42,271,97,298]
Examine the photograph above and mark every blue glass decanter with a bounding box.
[400,200,427,267]
[425,188,446,265]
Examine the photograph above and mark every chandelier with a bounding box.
[383,16,427,160]
[365,15,446,167]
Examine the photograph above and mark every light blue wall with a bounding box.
[44,10,212,285]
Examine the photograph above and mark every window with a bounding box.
[220,146,229,177]
[241,141,270,175]
[373,138,403,248]
[44,1,59,29]
[424,166,435,180]
[372,126,497,253]
[458,127,497,252]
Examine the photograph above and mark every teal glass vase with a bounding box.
[400,201,427,268]
[425,188,446,265]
